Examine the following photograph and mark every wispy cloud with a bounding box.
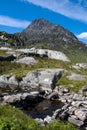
[23,0,87,23]
[77,32,87,40]
[0,15,30,28]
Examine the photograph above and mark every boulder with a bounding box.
[59,110,69,120]
[0,75,19,90]
[20,69,66,91]
[3,93,22,104]
[74,109,87,121]
[8,75,18,88]
[73,94,85,101]
[68,117,84,127]
[68,106,77,115]
[16,57,37,65]
[44,115,53,124]
[53,109,62,119]
[67,73,85,80]
[3,91,43,108]
[46,92,59,100]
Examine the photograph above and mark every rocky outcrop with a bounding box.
[16,57,37,65]
[16,48,70,62]
[3,91,43,108]
[0,75,18,89]
[20,69,66,91]
[0,69,66,92]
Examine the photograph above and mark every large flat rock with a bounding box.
[20,69,66,91]
[16,48,70,62]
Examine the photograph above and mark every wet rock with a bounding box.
[3,91,43,108]
[68,117,84,127]
[59,110,69,120]
[53,109,62,119]
[46,92,59,100]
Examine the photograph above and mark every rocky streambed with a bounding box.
[0,69,87,129]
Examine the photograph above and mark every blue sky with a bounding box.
[0,0,87,43]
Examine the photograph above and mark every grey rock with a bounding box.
[3,91,43,108]
[59,110,69,120]
[68,117,84,127]
[16,57,37,65]
[3,93,22,104]
[35,118,44,126]
[74,109,87,121]
[67,73,85,80]
[58,86,69,95]
[8,75,18,88]
[71,101,82,107]
[68,106,77,115]
[17,48,70,62]
[53,109,62,119]
[0,75,9,88]
[73,94,85,101]
[0,75,18,90]
[20,69,66,91]
[44,115,53,124]
[46,92,59,100]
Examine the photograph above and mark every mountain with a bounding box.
[19,18,87,62]
[0,18,87,62]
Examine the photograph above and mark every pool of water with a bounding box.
[24,100,64,119]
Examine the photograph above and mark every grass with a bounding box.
[57,72,87,92]
[0,105,76,130]
[0,57,71,77]
[0,50,9,56]
[0,105,40,130]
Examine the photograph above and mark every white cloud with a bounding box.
[0,15,30,28]
[77,32,87,39]
[23,0,87,23]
